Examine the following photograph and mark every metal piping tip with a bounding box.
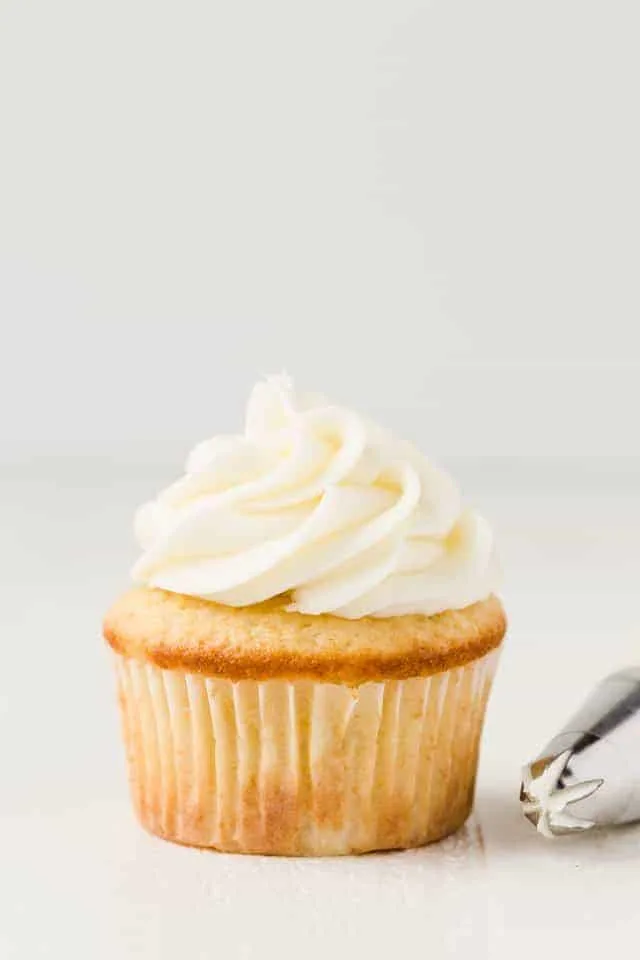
[520,750,604,838]
[521,668,640,838]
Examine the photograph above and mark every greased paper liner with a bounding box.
[115,649,499,855]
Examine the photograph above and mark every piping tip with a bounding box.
[520,668,640,839]
[520,750,603,838]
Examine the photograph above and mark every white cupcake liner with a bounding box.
[115,649,499,855]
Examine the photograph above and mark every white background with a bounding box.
[2,2,640,958]
[2,0,639,462]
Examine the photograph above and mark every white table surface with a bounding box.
[2,457,640,959]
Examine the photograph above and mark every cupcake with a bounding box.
[104,376,505,855]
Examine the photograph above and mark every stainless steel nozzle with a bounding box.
[521,667,640,838]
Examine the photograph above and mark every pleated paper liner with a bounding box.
[115,648,499,856]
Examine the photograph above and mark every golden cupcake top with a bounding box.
[104,588,505,682]
[131,376,499,619]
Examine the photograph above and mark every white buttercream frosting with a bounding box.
[132,376,498,618]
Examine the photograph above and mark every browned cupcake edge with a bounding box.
[104,588,506,683]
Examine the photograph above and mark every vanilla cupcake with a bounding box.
[104,377,505,855]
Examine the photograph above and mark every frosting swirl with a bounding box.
[132,376,498,618]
